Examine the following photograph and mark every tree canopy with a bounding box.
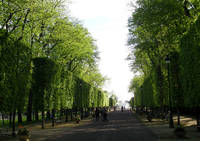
[0,0,109,132]
[128,0,200,110]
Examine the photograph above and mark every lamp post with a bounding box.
[140,86,144,112]
[165,55,174,128]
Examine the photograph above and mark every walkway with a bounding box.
[31,110,157,141]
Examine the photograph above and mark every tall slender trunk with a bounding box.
[27,25,34,122]
[196,107,199,126]
[12,110,16,136]
[32,111,35,121]
[9,112,12,128]
[71,110,73,121]
[27,88,33,121]
[177,108,180,125]
[157,64,164,118]
[52,109,55,127]
[81,108,83,119]
[42,110,45,129]
[41,95,45,129]
[35,111,39,121]
[18,111,22,124]
[60,108,63,120]
[46,110,51,120]
[85,108,88,117]
[65,109,68,122]
[2,113,5,126]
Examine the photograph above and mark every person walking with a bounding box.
[95,108,100,121]
[102,107,108,121]
[121,106,124,112]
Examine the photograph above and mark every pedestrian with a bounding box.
[95,108,100,121]
[121,106,124,112]
[102,107,108,121]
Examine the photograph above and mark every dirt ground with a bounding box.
[137,113,200,141]
[0,118,92,141]
[1,111,200,141]
[1,111,156,141]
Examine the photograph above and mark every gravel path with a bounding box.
[30,110,157,141]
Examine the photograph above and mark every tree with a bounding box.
[109,94,117,107]
[128,0,200,126]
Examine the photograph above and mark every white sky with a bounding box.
[68,0,134,102]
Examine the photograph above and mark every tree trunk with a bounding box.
[18,111,23,124]
[9,112,12,128]
[71,110,73,121]
[35,111,39,121]
[46,110,51,120]
[27,88,33,121]
[196,107,199,126]
[85,108,87,117]
[52,109,55,127]
[32,111,35,121]
[12,110,16,136]
[81,108,83,119]
[2,113,5,126]
[65,109,68,122]
[42,110,45,129]
[177,108,180,125]
[60,108,63,120]
[157,64,164,117]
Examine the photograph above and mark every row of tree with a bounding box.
[128,0,200,125]
[0,0,113,134]
[109,94,118,108]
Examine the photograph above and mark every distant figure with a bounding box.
[95,108,100,121]
[102,107,108,121]
[121,106,124,112]
[165,111,170,121]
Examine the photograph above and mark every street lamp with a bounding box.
[165,55,174,128]
[140,86,144,112]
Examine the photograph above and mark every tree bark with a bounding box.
[17,111,22,124]
[42,110,45,129]
[35,111,39,121]
[81,108,83,119]
[157,64,164,116]
[46,110,51,120]
[65,109,68,122]
[52,109,55,127]
[2,113,5,126]
[27,88,33,121]
[12,110,16,136]
[196,107,199,126]
[71,110,73,121]
[60,108,63,120]
[177,108,180,125]
[9,112,12,128]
